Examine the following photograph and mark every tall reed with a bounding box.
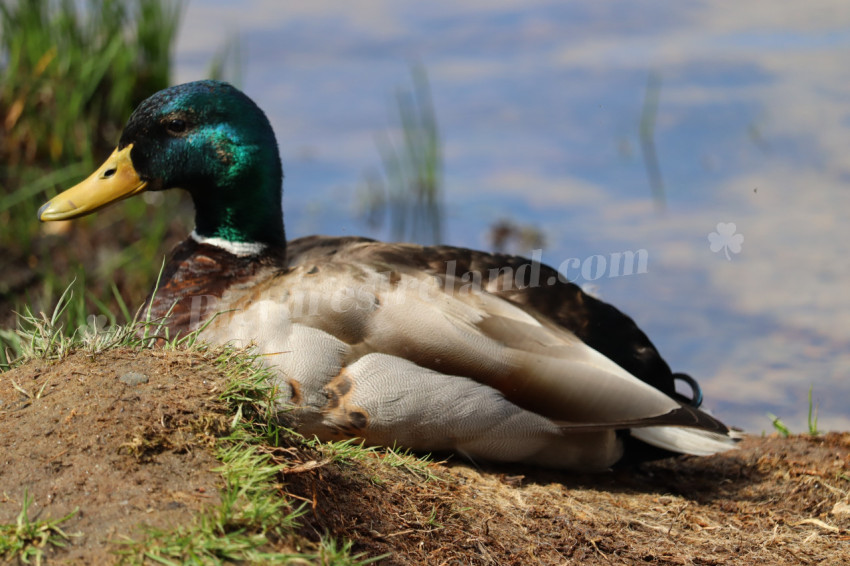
[0,0,187,342]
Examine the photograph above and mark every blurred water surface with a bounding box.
[174,1,850,433]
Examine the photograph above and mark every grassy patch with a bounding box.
[116,347,309,562]
[118,445,309,564]
[112,342,399,563]
[0,491,78,565]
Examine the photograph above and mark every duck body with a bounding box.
[40,80,738,471]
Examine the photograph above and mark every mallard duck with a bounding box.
[39,80,737,471]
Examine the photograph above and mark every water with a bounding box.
[173,1,850,433]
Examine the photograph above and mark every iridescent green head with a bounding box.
[39,80,285,248]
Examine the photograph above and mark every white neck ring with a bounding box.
[190,230,267,257]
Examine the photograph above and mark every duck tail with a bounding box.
[630,426,743,456]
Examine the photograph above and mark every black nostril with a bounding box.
[103,167,116,178]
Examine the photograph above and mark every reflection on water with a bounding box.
[174,1,850,432]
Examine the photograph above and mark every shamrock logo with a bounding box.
[708,222,743,260]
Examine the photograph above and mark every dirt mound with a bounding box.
[1,349,848,564]
[0,349,228,563]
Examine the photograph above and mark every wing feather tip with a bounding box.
[630,426,741,457]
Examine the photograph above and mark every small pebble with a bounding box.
[119,372,149,386]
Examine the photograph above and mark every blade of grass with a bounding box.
[808,385,820,436]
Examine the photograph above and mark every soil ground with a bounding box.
[1,348,848,565]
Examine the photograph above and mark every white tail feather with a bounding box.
[630,427,739,456]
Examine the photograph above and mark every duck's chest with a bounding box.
[143,238,284,337]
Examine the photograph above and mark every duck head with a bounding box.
[38,80,285,248]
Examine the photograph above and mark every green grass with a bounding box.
[111,343,312,564]
[359,63,444,245]
[0,0,192,333]
[1,269,173,368]
[119,445,310,564]
[300,436,444,484]
[113,340,396,564]
[378,445,445,482]
[0,491,78,565]
[767,386,821,438]
[767,413,791,438]
[0,0,179,165]
[315,538,387,566]
[807,385,820,436]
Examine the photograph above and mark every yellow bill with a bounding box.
[38,144,147,221]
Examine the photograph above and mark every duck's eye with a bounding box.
[165,119,187,134]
